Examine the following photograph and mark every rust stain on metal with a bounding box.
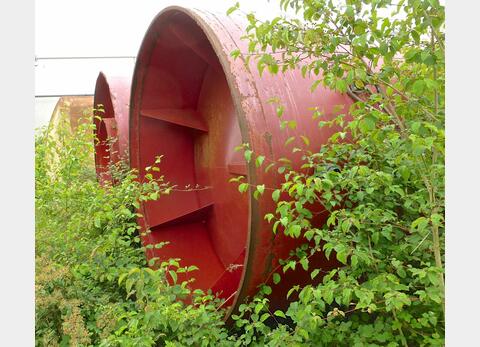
[263,131,273,156]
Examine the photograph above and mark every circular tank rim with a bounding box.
[129,6,263,319]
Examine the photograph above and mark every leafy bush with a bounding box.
[228,0,445,345]
[35,116,231,346]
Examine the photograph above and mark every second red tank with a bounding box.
[93,71,132,184]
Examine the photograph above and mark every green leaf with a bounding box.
[273,273,281,284]
[300,135,310,146]
[169,270,177,284]
[345,5,354,18]
[287,285,299,299]
[264,213,274,223]
[268,63,279,74]
[351,254,358,268]
[226,2,240,15]
[399,166,411,181]
[255,155,265,167]
[255,303,263,314]
[359,116,376,132]
[238,183,249,193]
[274,310,286,318]
[285,136,295,146]
[324,290,334,305]
[311,80,322,92]
[288,224,302,238]
[397,267,406,278]
[257,59,266,76]
[154,242,166,249]
[273,220,280,234]
[304,229,315,240]
[412,79,426,95]
[272,189,281,202]
[244,149,253,162]
[230,49,241,59]
[260,312,270,322]
[342,288,352,305]
[118,272,128,285]
[256,184,265,195]
[264,162,275,173]
[411,217,429,231]
[335,79,348,93]
[336,248,348,265]
[276,105,284,117]
[300,257,309,271]
[311,269,320,280]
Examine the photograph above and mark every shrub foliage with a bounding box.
[229,0,445,345]
[35,119,230,346]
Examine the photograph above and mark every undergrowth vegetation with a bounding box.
[36,0,444,346]
[35,120,229,346]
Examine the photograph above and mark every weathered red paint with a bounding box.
[129,6,352,319]
[93,72,132,184]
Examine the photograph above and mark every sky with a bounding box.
[34,0,283,127]
[33,0,411,127]
[35,0,415,97]
[35,0,281,96]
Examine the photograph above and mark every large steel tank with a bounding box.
[129,6,352,318]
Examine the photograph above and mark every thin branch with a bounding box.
[422,8,445,53]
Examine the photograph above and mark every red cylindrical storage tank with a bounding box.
[130,6,352,318]
[93,71,132,184]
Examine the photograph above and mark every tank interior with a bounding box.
[136,11,249,301]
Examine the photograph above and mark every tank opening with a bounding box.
[136,10,249,303]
